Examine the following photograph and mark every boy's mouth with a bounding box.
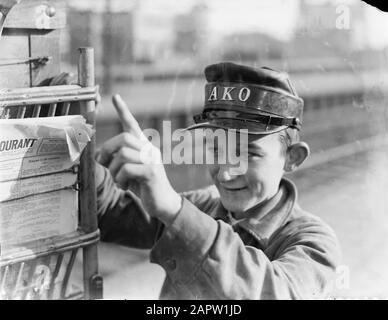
[220,185,248,192]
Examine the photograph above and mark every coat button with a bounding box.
[165,258,177,271]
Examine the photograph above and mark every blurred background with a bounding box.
[60,0,388,299]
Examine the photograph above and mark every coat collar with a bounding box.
[211,177,297,247]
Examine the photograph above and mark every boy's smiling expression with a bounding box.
[207,132,286,217]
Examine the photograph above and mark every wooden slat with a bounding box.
[0,230,99,267]
[1,94,97,107]
[61,102,71,116]
[18,260,35,300]
[32,104,41,117]
[16,106,26,118]
[60,249,78,299]
[11,262,25,299]
[0,265,10,297]
[0,85,97,106]
[47,253,63,299]
[47,103,57,116]
[0,108,11,119]
[38,256,52,300]
[24,260,37,300]
[1,84,83,95]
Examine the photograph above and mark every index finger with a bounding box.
[112,94,146,140]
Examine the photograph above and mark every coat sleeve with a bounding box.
[95,163,220,249]
[150,197,341,299]
[96,162,162,249]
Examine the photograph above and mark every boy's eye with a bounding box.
[248,151,263,158]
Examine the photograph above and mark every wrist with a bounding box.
[156,189,183,227]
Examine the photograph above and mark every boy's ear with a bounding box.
[284,142,310,172]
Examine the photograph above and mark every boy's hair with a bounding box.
[278,128,300,156]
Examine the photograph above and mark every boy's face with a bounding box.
[207,132,286,215]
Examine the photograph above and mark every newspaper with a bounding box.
[0,171,77,202]
[0,189,78,244]
[0,116,93,181]
[0,115,94,247]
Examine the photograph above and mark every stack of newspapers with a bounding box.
[0,116,94,251]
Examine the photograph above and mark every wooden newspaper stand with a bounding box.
[0,0,102,299]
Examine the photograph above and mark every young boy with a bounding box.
[95,62,341,299]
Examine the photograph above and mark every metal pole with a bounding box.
[78,47,102,299]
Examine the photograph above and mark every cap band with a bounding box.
[205,82,303,119]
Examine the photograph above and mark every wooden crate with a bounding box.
[0,1,102,300]
[0,0,65,88]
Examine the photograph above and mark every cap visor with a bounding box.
[183,119,287,135]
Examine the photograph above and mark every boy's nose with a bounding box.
[217,164,238,182]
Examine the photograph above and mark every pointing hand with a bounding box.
[97,94,182,226]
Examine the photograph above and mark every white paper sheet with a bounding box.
[0,189,78,244]
[0,115,94,181]
[0,115,94,245]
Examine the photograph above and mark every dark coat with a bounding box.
[96,164,341,299]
